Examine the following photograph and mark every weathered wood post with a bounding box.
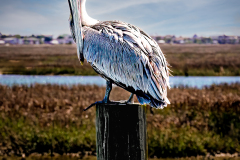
[96,103,147,160]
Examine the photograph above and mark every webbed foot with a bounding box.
[83,100,119,111]
[122,93,134,104]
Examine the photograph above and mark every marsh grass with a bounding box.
[1,44,240,76]
[0,83,240,158]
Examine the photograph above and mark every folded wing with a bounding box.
[82,21,170,108]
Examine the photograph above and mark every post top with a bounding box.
[97,103,141,106]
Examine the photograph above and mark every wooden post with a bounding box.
[96,103,147,160]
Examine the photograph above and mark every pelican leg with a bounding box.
[119,93,135,104]
[103,80,112,103]
[84,80,113,111]
[125,93,134,104]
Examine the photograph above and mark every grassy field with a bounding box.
[0,44,240,76]
[0,83,240,158]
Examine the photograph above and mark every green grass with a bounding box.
[1,116,96,156]
[1,107,239,158]
[148,107,240,158]
[1,83,240,158]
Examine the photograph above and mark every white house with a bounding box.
[50,39,59,45]
[57,35,74,44]
[3,37,19,44]
[0,40,5,45]
[158,40,165,44]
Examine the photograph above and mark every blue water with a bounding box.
[0,75,240,88]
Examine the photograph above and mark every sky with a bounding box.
[0,0,239,38]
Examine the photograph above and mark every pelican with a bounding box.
[68,0,171,110]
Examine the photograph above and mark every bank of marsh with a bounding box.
[1,44,240,76]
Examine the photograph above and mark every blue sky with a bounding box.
[0,0,239,38]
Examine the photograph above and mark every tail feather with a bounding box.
[136,94,170,109]
[136,94,151,104]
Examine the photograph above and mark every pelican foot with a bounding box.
[121,93,134,104]
[83,100,119,111]
[120,99,134,104]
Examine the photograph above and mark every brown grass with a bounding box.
[0,44,240,76]
[160,44,240,76]
[0,45,96,75]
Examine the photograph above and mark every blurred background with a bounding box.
[0,0,240,159]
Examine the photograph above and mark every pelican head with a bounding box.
[68,0,84,64]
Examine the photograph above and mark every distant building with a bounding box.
[50,39,59,45]
[201,37,212,44]
[24,37,40,45]
[192,34,203,43]
[3,37,19,44]
[184,37,193,44]
[164,35,175,43]
[226,36,238,44]
[174,37,185,44]
[150,35,158,41]
[18,39,24,45]
[218,35,228,44]
[209,35,239,44]
[42,35,53,44]
[193,34,198,39]
[1,33,239,45]
[157,40,165,44]
[0,39,5,45]
[151,35,165,42]
[57,34,74,44]
[212,40,219,44]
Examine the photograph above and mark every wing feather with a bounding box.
[82,21,170,108]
